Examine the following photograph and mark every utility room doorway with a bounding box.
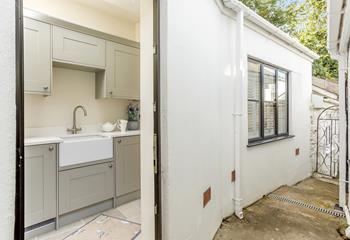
[15,0,161,239]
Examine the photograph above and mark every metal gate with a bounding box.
[316,106,340,178]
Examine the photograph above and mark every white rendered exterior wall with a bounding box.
[240,25,313,206]
[160,0,236,239]
[160,1,313,240]
[0,0,16,239]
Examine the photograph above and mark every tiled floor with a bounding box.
[29,199,141,240]
[64,215,140,240]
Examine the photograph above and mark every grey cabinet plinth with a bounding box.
[25,144,57,228]
[59,162,114,215]
[115,136,141,198]
[24,17,52,95]
[53,26,106,68]
[96,41,140,100]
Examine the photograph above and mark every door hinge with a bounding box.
[153,45,157,55]
[153,134,158,174]
[154,204,158,215]
[153,102,157,112]
[17,147,23,167]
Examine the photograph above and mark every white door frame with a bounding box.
[140,0,156,239]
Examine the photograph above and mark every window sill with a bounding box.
[247,135,295,147]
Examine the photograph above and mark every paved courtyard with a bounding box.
[214,178,348,240]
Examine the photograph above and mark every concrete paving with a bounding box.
[214,178,348,240]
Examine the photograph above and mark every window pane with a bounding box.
[263,66,276,136]
[263,66,276,102]
[278,71,288,134]
[248,101,260,139]
[277,70,287,100]
[248,61,260,100]
[247,59,289,141]
[264,102,275,136]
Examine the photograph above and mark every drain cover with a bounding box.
[268,194,345,218]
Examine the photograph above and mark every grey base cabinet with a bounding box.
[115,136,140,199]
[59,162,114,215]
[25,144,57,228]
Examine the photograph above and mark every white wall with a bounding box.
[161,0,236,239]
[161,0,313,240]
[239,25,313,206]
[0,0,16,239]
[25,68,131,128]
[23,0,138,41]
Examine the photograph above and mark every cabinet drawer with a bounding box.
[53,26,106,68]
[59,162,114,215]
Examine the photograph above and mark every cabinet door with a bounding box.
[106,41,140,99]
[53,26,106,68]
[59,162,114,215]
[24,18,51,95]
[115,136,140,197]
[25,144,56,227]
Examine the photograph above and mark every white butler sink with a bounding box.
[59,135,113,167]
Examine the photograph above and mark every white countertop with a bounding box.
[25,137,64,146]
[100,130,141,138]
[25,127,140,147]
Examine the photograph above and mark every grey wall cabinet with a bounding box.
[96,41,140,99]
[25,144,57,228]
[115,136,140,198]
[53,26,106,68]
[59,162,114,215]
[24,17,52,95]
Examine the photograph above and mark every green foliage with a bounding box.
[240,0,338,81]
[240,0,300,32]
[127,103,140,121]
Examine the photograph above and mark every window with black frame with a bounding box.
[248,59,289,144]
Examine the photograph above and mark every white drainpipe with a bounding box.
[337,56,347,209]
[218,0,245,219]
[327,0,350,236]
[232,9,244,219]
[339,0,350,54]
[220,0,318,220]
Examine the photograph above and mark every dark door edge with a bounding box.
[15,0,25,239]
[153,0,162,239]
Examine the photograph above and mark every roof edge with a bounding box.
[221,0,319,61]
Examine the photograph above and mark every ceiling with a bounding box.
[72,0,139,22]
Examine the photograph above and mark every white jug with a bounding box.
[116,119,128,132]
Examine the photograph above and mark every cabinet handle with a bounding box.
[117,139,122,144]
[108,163,113,168]
[43,86,49,90]
[49,146,54,151]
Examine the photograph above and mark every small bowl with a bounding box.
[101,123,116,132]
